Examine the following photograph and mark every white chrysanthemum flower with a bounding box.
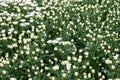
[84,52,89,56]
[53,65,59,71]
[74,72,78,76]
[10,78,17,80]
[66,62,71,70]
[47,40,52,44]
[105,59,112,64]
[28,78,32,80]
[2,70,7,74]
[67,56,71,61]
[0,63,3,67]
[62,73,66,77]
[111,65,115,70]
[54,47,58,51]
[52,40,59,44]
[113,54,119,60]
[56,37,62,41]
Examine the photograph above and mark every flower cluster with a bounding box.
[0,0,119,80]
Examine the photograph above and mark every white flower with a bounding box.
[84,52,89,56]
[91,69,95,73]
[0,63,3,67]
[56,37,62,41]
[51,76,55,80]
[111,65,115,69]
[78,58,82,63]
[28,78,32,80]
[1,30,5,33]
[98,72,102,77]
[72,57,77,61]
[62,73,66,77]
[88,73,91,78]
[79,49,83,53]
[66,62,71,70]
[45,66,49,70]
[74,72,78,76]
[10,78,17,80]
[34,57,38,60]
[34,71,38,75]
[2,70,7,74]
[53,65,59,70]
[54,47,58,51]
[20,19,26,22]
[113,54,119,60]
[0,17,2,22]
[61,41,71,45]
[115,78,120,80]
[36,7,41,11]
[105,59,112,64]
[6,17,12,21]
[61,61,68,65]
[67,56,71,61]
[36,48,40,52]
[52,40,58,44]
[86,34,91,37]
[83,65,86,69]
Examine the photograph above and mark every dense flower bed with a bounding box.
[0,0,120,80]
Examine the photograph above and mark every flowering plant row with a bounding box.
[0,0,119,80]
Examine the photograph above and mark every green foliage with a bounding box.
[0,0,119,80]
